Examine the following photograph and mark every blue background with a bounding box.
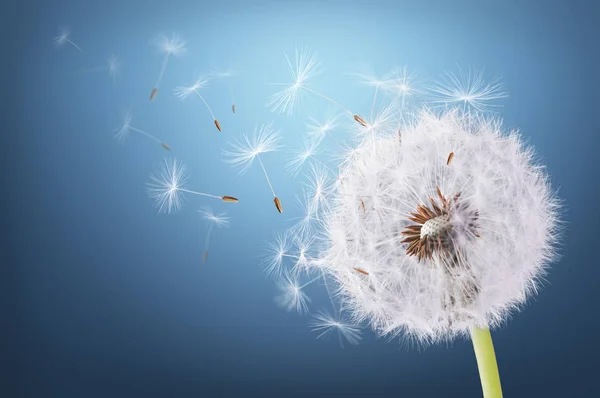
[3,0,599,397]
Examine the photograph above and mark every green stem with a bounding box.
[471,327,503,398]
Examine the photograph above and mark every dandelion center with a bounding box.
[420,214,451,239]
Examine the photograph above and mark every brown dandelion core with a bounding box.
[401,185,479,262]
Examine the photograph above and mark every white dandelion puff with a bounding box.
[114,112,171,151]
[428,67,508,113]
[147,158,239,214]
[174,74,222,131]
[198,207,230,262]
[149,32,187,101]
[223,122,283,213]
[52,26,82,52]
[310,309,363,347]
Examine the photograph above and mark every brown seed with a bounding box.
[203,251,208,262]
[353,267,369,276]
[274,197,283,213]
[222,196,239,203]
[161,142,171,151]
[447,152,454,165]
[232,104,236,114]
[360,199,366,214]
[150,88,158,101]
[353,114,367,127]
[214,120,222,132]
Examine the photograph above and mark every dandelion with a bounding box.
[81,53,120,82]
[149,33,186,101]
[114,112,171,151]
[147,158,239,214]
[274,271,320,315]
[310,309,363,347]
[428,67,507,113]
[267,47,367,125]
[198,208,230,262]
[210,68,237,113]
[223,122,283,213]
[52,26,82,52]
[174,74,222,132]
[302,108,560,397]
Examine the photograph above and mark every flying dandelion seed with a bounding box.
[223,122,283,213]
[174,74,222,132]
[147,158,239,214]
[52,26,82,52]
[310,309,363,347]
[262,232,294,278]
[429,67,508,113]
[149,33,186,101]
[114,112,171,151]
[267,47,366,125]
[286,135,324,177]
[274,272,320,315]
[210,68,237,114]
[81,53,120,82]
[198,208,230,262]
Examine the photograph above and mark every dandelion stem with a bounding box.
[179,189,222,200]
[304,87,354,117]
[155,54,170,88]
[471,327,503,398]
[129,126,162,145]
[257,155,277,197]
[194,89,217,120]
[204,223,214,253]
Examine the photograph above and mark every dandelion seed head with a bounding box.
[146,158,188,214]
[304,109,560,343]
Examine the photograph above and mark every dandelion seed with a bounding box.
[222,196,239,203]
[223,122,283,213]
[447,152,454,165]
[429,67,507,113]
[81,53,120,82]
[198,207,230,262]
[268,47,366,125]
[210,68,237,114]
[52,26,82,52]
[147,158,238,214]
[353,267,369,276]
[274,272,320,315]
[114,112,171,151]
[174,74,222,132]
[286,135,324,177]
[310,310,363,347]
[262,232,293,277]
[149,32,186,101]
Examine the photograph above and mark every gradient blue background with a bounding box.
[3,0,599,397]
